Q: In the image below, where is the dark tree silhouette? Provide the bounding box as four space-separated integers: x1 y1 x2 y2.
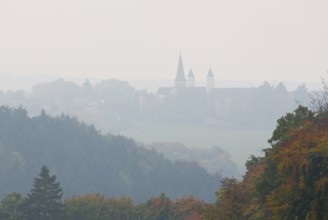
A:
26 166 63 220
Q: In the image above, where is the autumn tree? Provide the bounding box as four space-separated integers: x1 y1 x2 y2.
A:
171 196 204 219
64 194 135 220
64 194 106 220
205 105 328 219
26 166 64 220
138 193 173 220
0 192 26 220
265 118 328 219
216 178 247 220
254 105 328 219
268 105 315 146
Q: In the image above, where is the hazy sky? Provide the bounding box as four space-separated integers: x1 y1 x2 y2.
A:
1 0 328 83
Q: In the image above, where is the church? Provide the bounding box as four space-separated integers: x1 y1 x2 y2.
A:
140 54 308 127
158 53 216 97
156 54 255 123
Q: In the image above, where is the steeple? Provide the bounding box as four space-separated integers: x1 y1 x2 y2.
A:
207 68 214 78
175 53 186 89
187 69 195 87
206 68 215 91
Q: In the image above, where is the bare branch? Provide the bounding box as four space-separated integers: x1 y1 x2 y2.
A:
310 76 328 113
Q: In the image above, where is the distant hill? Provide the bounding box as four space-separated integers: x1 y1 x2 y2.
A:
0 77 315 171
0 106 221 203
144 142 238 177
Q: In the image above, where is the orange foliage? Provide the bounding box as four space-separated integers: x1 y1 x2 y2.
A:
266 119 328 219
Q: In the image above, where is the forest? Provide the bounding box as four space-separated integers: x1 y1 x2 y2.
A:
0 84 327 219
1 104 327 219
0 105 221 204
202 105 328 219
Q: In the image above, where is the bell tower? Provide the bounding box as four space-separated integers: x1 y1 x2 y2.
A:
187 69 195 87
206 68 215 91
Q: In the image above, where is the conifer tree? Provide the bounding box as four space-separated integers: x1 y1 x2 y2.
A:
26 166 63 220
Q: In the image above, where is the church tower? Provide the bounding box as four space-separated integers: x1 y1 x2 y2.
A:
175 53 186 89
187 69 195 87
206 68 215 91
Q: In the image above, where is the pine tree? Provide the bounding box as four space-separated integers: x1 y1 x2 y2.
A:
26 166 64 220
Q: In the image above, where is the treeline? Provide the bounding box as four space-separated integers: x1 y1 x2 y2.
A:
202 106 328 219
0 166 204 220
0 106 221 203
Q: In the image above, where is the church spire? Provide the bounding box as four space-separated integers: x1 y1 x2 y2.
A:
206 68 215 91
175 53 186 89
187 68 195 87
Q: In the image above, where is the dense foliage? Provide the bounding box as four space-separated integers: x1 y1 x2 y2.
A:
0 106 221 203
0 166 204 220
203 106 328 219
0 192 204 220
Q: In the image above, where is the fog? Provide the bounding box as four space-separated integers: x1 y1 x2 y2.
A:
1 2 327 216
0 74 311 171
1 0 328 83
0 0 324 170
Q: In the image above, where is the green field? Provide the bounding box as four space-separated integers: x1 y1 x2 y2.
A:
121 121 272 170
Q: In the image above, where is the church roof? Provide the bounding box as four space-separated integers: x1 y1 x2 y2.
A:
175 53 186 82
208 88 256 98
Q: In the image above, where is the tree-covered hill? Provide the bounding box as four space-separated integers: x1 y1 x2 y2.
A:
203 105 328 219
0 106 221 203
